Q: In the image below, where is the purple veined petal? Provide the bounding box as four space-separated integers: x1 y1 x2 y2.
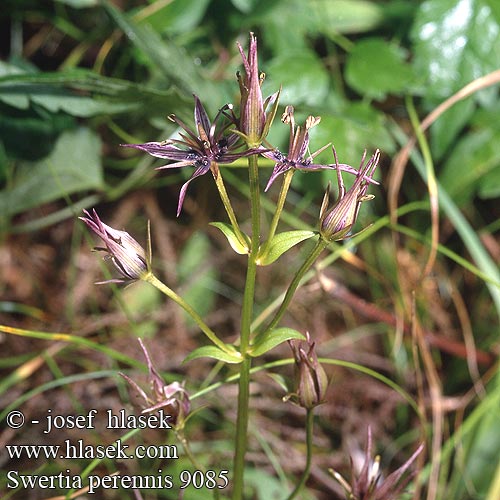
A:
294 128 310 162
265 163 291 191
122 142 186 160
237 38 252 79
193 95 212 143
176 163 211 216
260 148 286 162
155 159 199 170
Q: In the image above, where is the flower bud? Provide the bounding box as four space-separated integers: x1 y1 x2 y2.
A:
288 333 328 409
237 32 265 146
80 209 149 284
320 149 380 242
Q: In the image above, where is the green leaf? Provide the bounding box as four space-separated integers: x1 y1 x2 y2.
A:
266 50 329 106
411 0 500 100
249 328 305 357
0 69 188 118
312 102 396 165
345 38 418 100
411 0 500 159
210 222 249 254
313 0 384 34
54 0 97 6
103 1 225 107
231 0 260 14
429 97 475 161
439 128 500 206
143 0 211 35
0 127 103 217
256 230 316 266
183 345 242 364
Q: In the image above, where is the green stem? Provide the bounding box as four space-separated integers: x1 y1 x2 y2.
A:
287 408 315 500
259 170 294 258
265 238 327 333
214 171 249 251
233 153 260 500
145 273 231 355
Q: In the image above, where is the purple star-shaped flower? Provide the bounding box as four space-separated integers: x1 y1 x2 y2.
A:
123 95 261 216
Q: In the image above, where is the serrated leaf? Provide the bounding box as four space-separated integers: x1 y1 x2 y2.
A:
249 328 305 357
183 345 242 364
210 222 249 254
345 38 417 100
0 127 103 217
256 230 316 266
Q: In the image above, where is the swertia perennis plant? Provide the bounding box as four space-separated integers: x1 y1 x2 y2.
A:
81 33 421 500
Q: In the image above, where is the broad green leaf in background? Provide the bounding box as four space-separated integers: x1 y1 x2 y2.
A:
439 128 500 206
0 127 103 217
231 0 262 14
312 0 384 35
259 0 384 57
311 102 395 165
266 50 329 107
140 0 211 35
345 38 418 100
411 0 500 158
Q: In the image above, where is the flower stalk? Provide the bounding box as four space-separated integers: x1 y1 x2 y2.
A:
145 274 233 356
286 408 315 500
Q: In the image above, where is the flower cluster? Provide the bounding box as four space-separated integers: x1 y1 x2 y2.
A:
331 427 424 500
122 96 261 216
119 33 379 226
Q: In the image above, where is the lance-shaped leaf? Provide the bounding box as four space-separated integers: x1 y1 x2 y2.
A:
183 345 243 364
256 230 316 266
249 327 305 357
210 222 250 254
